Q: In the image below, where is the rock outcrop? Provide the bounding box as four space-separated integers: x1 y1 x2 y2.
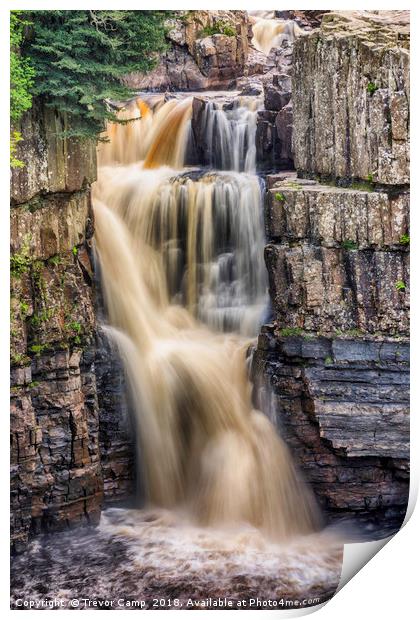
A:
293 11 410 185
10 105 102 552
252 328 409 534
264 175 409 336
256 41 294 170
124 11 250 91
255 11 410 536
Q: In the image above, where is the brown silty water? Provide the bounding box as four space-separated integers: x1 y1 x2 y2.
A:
10 94 344 610
94 95 322 539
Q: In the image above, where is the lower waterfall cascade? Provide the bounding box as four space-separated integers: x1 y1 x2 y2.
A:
93 94 321 539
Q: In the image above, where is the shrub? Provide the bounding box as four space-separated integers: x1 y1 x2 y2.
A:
14 11 170 140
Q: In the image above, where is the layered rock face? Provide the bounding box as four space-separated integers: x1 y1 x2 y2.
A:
124 11 250 91
293 11 410 184
10 102 135 552
255 11 410 536
10 102 101 552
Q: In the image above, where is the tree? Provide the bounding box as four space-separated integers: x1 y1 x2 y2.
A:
10 11 35 167
17 10 170 139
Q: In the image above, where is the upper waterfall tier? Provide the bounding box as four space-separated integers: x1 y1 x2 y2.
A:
98 93 263 173
249 12 302 55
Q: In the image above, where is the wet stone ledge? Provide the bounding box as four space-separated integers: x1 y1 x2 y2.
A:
252 327 409 536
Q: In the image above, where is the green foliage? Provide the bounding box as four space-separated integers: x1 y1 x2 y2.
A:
30 308 54 327
399 234 410 246
72 245 78 256
395 280 406 292
198 20 236 38
10 131 25 168
66 321 82 333
10 236 32 277
10 11 35 167
324 356 333 365
11 352 30 366
367 172 373 183
48 255 62 266
367 82 378 95
10 12 35 124
279 327 302 337
28 381 40 388
19 301 29 316
21 10 170 139
275 192 286 202
341 239 358 250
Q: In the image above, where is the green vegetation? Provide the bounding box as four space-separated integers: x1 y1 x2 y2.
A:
349 180 374 192
28 381 40 388
11 352 30 366
341 239 358 250
334 328 364 337
395 280 406 292
29 343 48 356
198 20 236 38
10 236 32 277
65 320 83 344
10 11 35 167
367 82 378 95
400 234 410 246
324 356 333 365
48 255 62 266
10 11 170 146
279 327 303 337
275 192 286 202
367 173 373 183
30 308 54 327
72 246 78 257
19 301 29 316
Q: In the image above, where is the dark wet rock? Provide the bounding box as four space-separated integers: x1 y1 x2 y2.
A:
95 329 136 502
256 41 294 170
252 327 409 536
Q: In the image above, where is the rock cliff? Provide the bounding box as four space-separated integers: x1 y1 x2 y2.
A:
10 102 101 552
254 11 410 536
10 102 135 552
124 11 250 91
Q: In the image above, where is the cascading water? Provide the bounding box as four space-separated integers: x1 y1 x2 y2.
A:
93 94 320 538
200 97 260 172
10 93 344 609
249 11 302 55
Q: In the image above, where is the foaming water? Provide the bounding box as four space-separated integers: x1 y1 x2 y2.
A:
93 199 320 539
10 507 343 609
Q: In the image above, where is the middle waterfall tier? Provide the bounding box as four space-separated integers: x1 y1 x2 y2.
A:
95 167 268 336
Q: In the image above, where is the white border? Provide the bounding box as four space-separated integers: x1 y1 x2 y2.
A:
1 2 418 618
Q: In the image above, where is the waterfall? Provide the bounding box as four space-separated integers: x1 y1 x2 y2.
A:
93 95 320 540
250 15 301 55
201 97 261 173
